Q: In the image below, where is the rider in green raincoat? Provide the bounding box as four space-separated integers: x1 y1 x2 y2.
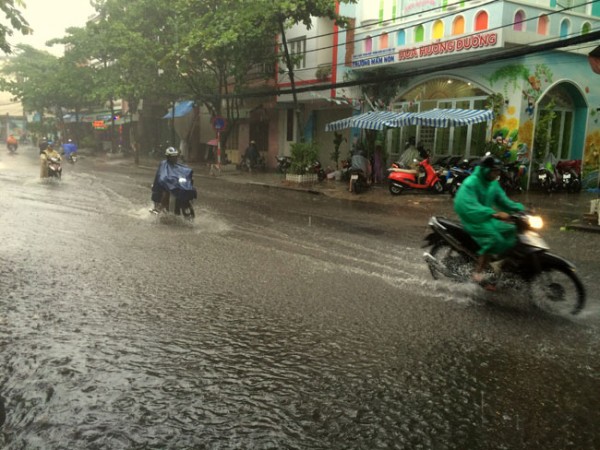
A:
454 156 524 282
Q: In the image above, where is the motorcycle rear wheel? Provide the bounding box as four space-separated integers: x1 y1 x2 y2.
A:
433 180 444 194
428 242 473 282
529 264 585 315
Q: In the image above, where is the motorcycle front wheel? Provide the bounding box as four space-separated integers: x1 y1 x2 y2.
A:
529 264 586 315
389 183 403 195
427 241 473 282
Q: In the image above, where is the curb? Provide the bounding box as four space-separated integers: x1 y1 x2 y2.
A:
563 224 600 234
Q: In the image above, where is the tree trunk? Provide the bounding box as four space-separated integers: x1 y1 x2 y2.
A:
279 19 303 143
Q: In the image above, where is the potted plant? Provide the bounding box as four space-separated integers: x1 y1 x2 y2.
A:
286 141 319 183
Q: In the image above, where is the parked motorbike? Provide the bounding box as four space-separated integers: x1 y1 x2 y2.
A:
535 163 559 194
349 168 369 194
47 156 62 179
422 213 586 315
444 158 475 197
387 156 444 195
276 155 292 174
556 160 582 193
499 161 523 194
308 160 326 181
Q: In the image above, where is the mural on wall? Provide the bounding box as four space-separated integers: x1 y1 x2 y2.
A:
487 63 554 153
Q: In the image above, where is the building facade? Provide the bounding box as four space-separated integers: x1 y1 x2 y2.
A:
275 0 600 171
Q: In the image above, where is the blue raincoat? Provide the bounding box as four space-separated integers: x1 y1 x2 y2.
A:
151 160 197 203
454 165 524 255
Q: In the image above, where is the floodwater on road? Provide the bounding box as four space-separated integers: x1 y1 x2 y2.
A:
1 150 599 449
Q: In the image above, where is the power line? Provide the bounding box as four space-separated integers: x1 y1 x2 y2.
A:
231 29 600 100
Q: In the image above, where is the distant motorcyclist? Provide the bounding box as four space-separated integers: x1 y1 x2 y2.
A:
6 134 18 152
151 146 197 213
40 141 61 178
62 139 78 162
454 155 524 287
38 136 49 154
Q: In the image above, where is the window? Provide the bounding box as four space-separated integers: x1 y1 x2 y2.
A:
287 37 306 69
433 20 444 39
452 16 465 35
415 25 425 43
514 10 526 31
397 29 406 46
560 19 571 38
582 22 591 34
380 32 389 49
537 14 549 35
364 35 373 53
474 11 488 31
557 0 588 14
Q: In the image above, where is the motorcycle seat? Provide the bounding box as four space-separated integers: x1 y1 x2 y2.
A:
389 168 418 175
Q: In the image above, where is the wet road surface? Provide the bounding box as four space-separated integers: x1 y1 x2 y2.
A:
0 149 599 449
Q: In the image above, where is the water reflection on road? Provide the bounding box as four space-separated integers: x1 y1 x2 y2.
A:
0 152 599 449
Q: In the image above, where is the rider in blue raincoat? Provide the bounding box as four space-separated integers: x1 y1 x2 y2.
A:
454 155 524 284
151 147 197 212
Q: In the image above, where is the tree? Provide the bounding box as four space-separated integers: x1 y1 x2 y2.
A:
0 0 31 53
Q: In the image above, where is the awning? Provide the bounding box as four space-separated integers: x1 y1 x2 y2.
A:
410 108 493 127
162 100 194 119
325 111 414 131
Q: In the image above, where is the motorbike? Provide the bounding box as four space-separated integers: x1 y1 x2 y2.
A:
444 158 475 198
349 168 369 194
276 155 292 174
535 163 559 194
387 156 444 195
556 160 582 193
66 153 78 164
238 154 266 172
308 160 326 181
47 156 62 179
150 162 197 220
422 212 586 315
7 143 18 154
499 161 523 194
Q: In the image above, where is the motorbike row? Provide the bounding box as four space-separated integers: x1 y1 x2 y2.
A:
387 154 583 197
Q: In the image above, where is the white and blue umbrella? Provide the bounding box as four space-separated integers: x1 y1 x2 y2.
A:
410 108 493 127
325 111 415 131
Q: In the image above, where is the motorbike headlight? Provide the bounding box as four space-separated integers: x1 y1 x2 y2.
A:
527 215 544 229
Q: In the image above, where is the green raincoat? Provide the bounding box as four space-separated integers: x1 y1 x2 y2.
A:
454 165 524 255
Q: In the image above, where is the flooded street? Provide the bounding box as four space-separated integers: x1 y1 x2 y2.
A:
1 149 599 449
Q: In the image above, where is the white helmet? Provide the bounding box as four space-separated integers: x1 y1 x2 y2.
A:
165 146 179 157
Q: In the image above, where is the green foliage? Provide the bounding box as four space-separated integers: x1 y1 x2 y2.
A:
330 131 346 168
290 141 319 175
0 0 31 53
533 99 557 161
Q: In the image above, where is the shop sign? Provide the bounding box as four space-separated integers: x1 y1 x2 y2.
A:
351 48 396 68
351 31 501 69
398 32 500 62
93 120 107 130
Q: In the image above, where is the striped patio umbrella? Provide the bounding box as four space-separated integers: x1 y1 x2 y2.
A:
325 111 415 131
410 108 494 127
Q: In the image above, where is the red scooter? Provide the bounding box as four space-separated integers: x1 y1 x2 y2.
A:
387 156 444 195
